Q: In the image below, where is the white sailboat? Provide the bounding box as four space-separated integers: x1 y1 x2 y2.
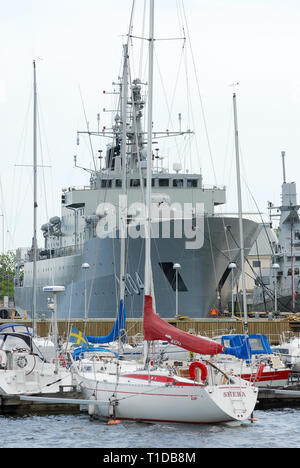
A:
71 0 258 425
0 323 72 396
0 62 72 399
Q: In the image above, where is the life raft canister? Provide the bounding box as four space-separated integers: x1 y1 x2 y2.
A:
189 361 208 382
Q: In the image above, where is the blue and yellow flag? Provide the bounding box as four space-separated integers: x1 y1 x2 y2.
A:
69 326 89 348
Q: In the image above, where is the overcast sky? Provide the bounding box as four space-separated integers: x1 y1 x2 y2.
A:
1 0 300 252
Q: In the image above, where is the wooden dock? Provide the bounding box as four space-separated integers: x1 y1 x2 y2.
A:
0 386 82 416
257 386 300 409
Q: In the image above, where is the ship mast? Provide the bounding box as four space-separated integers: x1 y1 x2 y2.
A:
233 92 248 335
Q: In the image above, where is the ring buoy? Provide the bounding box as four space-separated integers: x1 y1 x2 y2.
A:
189 361 208 382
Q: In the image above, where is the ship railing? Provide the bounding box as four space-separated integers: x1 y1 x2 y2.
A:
66 185 91 192
202 184 226 191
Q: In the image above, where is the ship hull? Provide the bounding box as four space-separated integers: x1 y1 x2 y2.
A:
14 216 260 319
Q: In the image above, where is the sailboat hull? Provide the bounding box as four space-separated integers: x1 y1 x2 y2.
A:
78 372 258 424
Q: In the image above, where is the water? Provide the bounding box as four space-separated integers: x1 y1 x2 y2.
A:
1 408 299 448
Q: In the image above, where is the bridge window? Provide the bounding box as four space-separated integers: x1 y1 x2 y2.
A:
187 179 198 188
130 179 140 187
173 179 184 188
101 180 112 188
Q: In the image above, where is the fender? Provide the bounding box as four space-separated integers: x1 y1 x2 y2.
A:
189 361 207 382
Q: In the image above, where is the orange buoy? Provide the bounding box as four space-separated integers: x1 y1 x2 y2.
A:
107 419 121 425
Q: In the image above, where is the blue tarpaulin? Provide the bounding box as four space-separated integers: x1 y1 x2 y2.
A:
222 334 273 363
223 336 252 361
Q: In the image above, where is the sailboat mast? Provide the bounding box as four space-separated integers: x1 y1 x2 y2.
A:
232 93 248 334
144 0 154 296
32 60 38 337
119 44 129 308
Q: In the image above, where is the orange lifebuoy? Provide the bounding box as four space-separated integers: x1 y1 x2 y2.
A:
189 361 208 382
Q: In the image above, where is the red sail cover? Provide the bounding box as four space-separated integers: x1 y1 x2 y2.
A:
143 295 224 355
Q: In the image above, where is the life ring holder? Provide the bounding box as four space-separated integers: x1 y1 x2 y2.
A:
14 349 36 376
189 361 208 383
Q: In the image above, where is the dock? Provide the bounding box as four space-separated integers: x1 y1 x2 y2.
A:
257 387 300 410
256 374 300 410
0 385 83 416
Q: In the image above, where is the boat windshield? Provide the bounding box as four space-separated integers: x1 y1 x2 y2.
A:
0 333 31 352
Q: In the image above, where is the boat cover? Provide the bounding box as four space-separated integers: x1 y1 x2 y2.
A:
87 299 126 345
222 334 273 363
143 295 224 355
72 346 120 361
0 332 32 349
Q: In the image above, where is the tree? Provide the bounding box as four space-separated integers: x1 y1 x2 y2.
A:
0 251 16 299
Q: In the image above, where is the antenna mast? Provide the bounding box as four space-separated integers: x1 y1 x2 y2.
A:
281 151 286 184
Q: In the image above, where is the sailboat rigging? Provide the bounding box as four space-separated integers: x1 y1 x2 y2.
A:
232 92 248 335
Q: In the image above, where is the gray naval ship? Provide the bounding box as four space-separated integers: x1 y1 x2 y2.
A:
14 74 260 320
252 152 300 313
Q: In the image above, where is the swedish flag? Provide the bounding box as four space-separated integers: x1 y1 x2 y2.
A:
69 326 89 348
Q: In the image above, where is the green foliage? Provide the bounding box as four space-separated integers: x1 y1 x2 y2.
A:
0 251 16 299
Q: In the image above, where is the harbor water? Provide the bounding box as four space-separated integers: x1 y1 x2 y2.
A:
1 408 299 449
